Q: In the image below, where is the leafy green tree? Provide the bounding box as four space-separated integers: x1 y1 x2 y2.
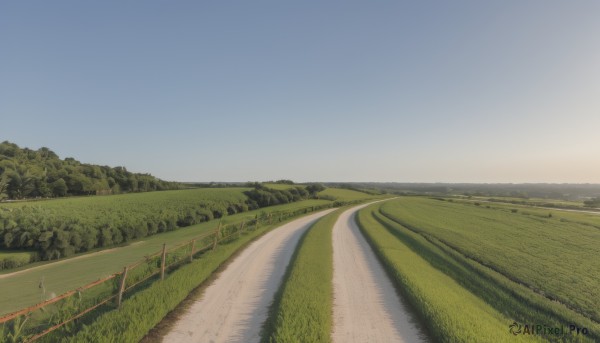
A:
306 183 326 195
0 174 8 201
584 197 600 208
52 178 68 197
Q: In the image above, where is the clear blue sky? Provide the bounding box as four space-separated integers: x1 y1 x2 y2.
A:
1 1 599 183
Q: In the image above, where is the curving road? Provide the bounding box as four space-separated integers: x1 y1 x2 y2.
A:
162 209 335 343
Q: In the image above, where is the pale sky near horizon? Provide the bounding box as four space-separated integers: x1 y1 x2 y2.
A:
1 1 599 183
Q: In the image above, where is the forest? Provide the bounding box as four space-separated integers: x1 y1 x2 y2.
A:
0 141 180 200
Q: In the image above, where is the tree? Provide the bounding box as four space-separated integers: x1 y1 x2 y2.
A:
6 169 35 199
306 183 326 195
584 197 600 208
0 141 180 200
52 178 68 197
0 174 8 201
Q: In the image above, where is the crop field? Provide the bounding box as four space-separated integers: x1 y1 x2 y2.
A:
0 188 252 260
1 187 249 211
0 199 331 315
0 184 327 264
357 198 599 342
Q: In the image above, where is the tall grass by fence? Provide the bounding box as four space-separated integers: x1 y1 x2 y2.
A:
0 203 335 343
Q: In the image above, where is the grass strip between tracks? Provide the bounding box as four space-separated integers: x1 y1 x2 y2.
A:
262 208 344 343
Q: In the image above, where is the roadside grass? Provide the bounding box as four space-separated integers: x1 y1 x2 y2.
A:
379 198 600 322
356 204 545 343
39 208 333 343
262 208 343 343
0 200 331 315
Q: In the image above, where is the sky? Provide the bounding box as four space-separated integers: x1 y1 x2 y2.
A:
1 1 599 183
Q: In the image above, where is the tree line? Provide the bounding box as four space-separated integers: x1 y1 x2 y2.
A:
244 182 325 206
0 141 180 201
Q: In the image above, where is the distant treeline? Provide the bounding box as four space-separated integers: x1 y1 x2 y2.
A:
0 141 180 200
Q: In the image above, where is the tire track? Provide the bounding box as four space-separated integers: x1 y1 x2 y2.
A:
332 204 427 343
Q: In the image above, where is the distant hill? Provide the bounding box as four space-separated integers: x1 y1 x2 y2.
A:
0 141 180 200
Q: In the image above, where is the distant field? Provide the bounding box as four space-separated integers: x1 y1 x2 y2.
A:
462 195 588 209
1 187 250 210
0 199 332 315
358 197 600 342
318 188 374 201
452 198 600 228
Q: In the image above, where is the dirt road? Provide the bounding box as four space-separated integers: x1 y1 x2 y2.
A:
332 204 427 343
162 209 335 343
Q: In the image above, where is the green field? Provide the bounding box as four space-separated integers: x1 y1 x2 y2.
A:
357 197 599 342
473 196 589 209
318 188 374 202
262 208 342 343
0 199 331 315
0 188 252 260
452 198 600 229
1 187 249 211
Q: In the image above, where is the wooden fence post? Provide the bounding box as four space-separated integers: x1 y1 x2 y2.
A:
189 239 196 263
240 220 245 232
212 221 222 250
117 266 128 308
160 244 167 281
255 214 259 230
268 213 272 224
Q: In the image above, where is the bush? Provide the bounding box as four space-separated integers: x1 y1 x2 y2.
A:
0 252 32 270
